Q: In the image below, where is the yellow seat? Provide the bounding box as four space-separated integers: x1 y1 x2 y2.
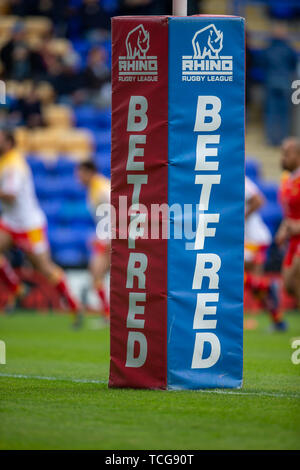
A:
15 127 93 161
0 16 19 38
24 16 52 39
5 80 34 100
18 80 34 99
36 82 56 106
47 38 72 57
43 104 73 128
29 128 62 157
60 129 93 160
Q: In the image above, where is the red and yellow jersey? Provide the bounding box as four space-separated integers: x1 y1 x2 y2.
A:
0 148 45 231
87 173 111 247
87 173 110 219
279 169 300 220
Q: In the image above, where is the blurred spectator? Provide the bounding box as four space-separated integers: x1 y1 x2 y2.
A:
38 0 68 36
10 45 32 80
45 56 83 97
68 45 112 108
118 0 201 15
83 46 111 108
0 22 46 80
83 46 110 92
10 0 67 19
118 0 161 15
13 88 43 128
9 0 68 35
79 0 111 40
0 21 27 76
262 23 298 146
9 0 39 16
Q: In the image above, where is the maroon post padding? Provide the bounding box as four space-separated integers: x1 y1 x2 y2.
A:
109 16 169 389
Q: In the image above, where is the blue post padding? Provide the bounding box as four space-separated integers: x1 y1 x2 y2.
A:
167 17 245 389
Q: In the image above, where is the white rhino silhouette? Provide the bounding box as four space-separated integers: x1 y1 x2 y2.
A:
192 24 223 59
126 24 150 59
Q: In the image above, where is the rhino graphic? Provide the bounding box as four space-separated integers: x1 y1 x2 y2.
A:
192 24 223 59
126 24 150 59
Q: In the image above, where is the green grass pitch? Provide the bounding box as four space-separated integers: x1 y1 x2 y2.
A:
0 311 300 450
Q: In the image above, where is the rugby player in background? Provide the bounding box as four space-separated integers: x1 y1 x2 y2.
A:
76 161 110 320
276 137 300 310
0 130 82 327
244 176 284 330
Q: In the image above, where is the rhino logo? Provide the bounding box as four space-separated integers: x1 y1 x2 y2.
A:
126 24 150 59
192 24 223 59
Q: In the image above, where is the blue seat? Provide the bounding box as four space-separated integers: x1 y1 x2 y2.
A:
95 109 111 129
72 38 91 53
258 181 279 204
245 158 261 182
48 227 87 250
58 201 93 225
101 40 111 66
53 248 88 267
49 223 93 267
27 155 48 177
95 157 110 178
95 150 110 163
34 175 66 200
72 39 91 69
101 167 111 178
50 158 76 177
40 200 62 223
93 130 111 152
74 105 99 127
58 176 86 199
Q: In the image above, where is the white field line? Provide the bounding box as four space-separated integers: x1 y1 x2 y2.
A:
0 372 299 399
0 372 106 384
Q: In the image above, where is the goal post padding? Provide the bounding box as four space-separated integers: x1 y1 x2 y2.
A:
109 15 245 390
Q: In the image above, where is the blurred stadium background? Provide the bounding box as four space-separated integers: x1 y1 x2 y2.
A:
0 0 299 311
